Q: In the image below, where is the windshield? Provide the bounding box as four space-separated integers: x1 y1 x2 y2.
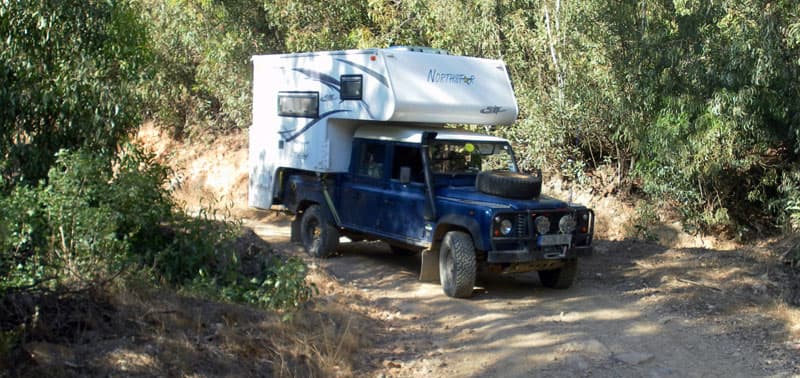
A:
430 141 517 174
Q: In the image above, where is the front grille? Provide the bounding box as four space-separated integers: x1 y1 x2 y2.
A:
516 213 528 237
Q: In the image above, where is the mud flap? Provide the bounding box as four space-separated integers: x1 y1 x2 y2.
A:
290 215 302 243
419 248 440 283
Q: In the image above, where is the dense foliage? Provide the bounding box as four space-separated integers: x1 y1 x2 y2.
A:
0 0 147 189
0 0 314 317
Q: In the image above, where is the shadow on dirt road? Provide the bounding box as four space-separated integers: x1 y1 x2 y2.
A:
248 217 799 377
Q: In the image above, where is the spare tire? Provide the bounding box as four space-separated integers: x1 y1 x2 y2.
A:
476 170 541 199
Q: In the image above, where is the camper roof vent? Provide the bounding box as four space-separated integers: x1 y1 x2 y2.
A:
388 46 450 55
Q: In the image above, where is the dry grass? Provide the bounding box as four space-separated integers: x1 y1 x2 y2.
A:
4 221 374 378
8 278 372 377
776 303 800 340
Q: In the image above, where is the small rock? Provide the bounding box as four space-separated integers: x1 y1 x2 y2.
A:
565 355 591 371
559 338 611 359
383 360 402 369
649 366 676 377
24 342 79 368
614 352 654 365
659 316 677 324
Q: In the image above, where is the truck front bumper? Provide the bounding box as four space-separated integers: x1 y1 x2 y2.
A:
487 245 593 263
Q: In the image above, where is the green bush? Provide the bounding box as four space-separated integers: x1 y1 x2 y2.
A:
190 255 317 315
0 147 171 291
1 146 316 312
625 201 660 242
776 168 800 232
151 202 242 285
0 0 147 189
241 256 317 311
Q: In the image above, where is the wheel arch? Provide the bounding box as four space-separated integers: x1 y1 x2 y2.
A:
422 220 476 285
295 199 337 225
433 214 486 252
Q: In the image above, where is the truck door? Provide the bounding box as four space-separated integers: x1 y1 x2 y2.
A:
339 140 388 232
381 144 427 243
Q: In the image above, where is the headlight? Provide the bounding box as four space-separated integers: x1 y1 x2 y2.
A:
500 219 513 236
559 214 576 234
534 216 550 234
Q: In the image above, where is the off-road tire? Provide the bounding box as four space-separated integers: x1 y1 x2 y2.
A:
538 259 578 289
300 204 339 258
476 170 541 199
439 231 477 298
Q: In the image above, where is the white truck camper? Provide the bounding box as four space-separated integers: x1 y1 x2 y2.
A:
249 47 518 209
249 47 594 299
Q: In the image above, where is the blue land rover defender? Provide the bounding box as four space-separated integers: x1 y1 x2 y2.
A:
278 126 594 298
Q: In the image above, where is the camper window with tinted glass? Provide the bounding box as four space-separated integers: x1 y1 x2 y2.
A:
277 92 319 117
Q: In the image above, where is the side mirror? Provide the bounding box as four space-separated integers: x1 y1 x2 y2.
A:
399 166 411 184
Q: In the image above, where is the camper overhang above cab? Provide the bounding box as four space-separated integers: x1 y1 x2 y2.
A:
251 47 519 126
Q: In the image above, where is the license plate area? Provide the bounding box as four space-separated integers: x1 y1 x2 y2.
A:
537 234 572 247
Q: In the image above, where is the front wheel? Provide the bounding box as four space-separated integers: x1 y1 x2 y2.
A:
300 205 339 258
439 231 476 298
538 259 578 289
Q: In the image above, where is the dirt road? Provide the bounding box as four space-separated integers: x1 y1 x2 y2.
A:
249 216 798 377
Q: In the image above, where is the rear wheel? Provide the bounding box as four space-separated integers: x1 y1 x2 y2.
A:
538 259 578 289
439 231 476 298
300 205 339 258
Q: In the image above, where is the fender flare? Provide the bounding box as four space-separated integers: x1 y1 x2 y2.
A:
433 214 486 251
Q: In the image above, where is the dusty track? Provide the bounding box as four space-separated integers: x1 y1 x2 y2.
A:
250 216 798 377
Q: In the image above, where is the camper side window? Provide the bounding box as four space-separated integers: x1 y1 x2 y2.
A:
277 91 319 118
340 75 362 100
358 143 386 179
